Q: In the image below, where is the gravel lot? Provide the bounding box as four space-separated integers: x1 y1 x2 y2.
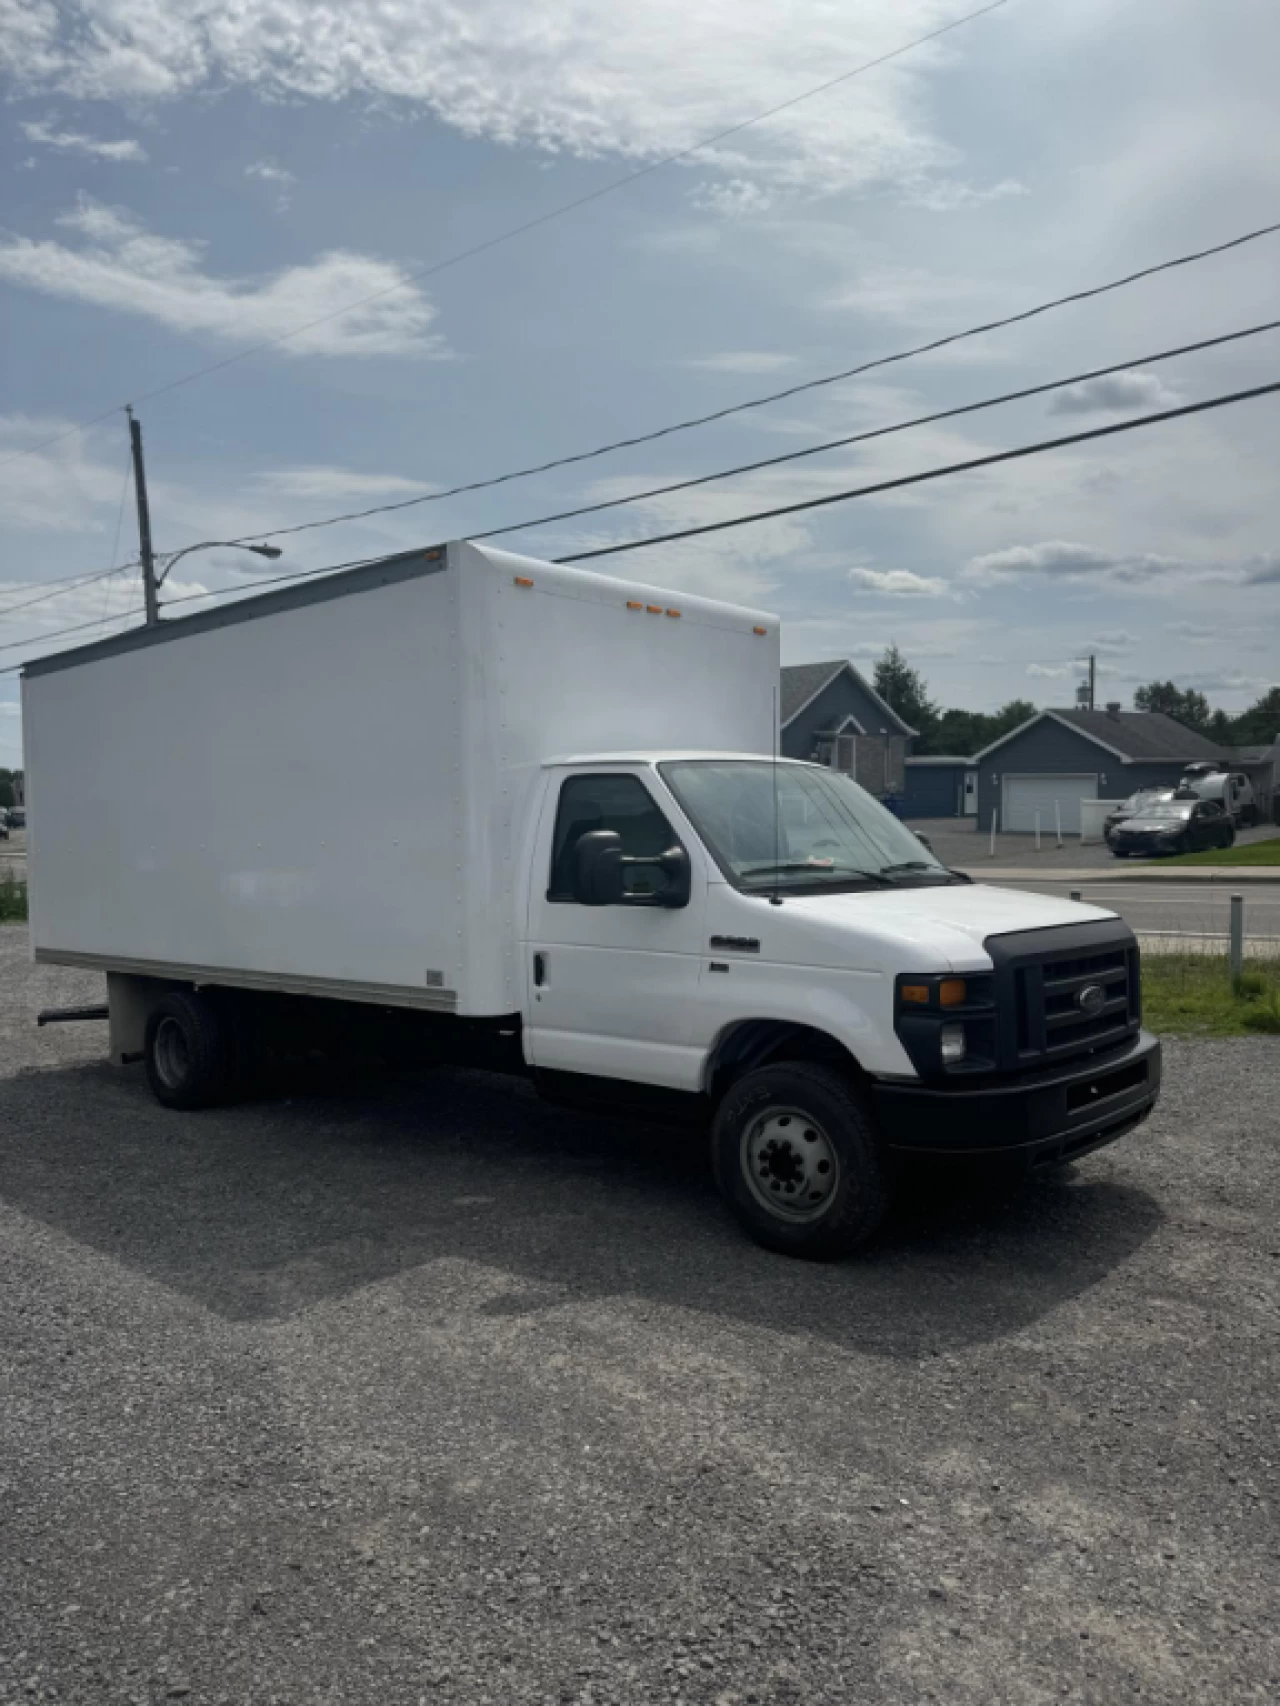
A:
2 927 1277 1706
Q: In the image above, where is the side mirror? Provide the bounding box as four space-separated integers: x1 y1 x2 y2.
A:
655 844 692 909
572 830 625 906
571 832 693 908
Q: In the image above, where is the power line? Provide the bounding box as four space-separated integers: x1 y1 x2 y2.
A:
210 217 1280 549
0 551 394 675
0 0 1012 473
6 379 1276 676
469 318 1280 543
555 378 1280 562
0 561 136 623
0 604 145 662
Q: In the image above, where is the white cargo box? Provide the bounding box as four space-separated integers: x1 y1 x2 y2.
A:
23 541 777 1015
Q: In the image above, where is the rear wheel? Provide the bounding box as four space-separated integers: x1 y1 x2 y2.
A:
1111 848 1129 858
144 990 234 1109
712 1062 889 1259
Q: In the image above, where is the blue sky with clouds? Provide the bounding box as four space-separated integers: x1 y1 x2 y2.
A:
2 0 1278 768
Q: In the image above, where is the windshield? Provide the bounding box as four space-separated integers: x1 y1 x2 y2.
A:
1130 804 1194 822
661 760 949 891
1121 790 1170 811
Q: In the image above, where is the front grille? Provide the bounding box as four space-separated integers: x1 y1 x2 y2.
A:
988 922 1140 1071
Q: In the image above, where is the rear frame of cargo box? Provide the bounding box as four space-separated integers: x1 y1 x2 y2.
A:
22 540 777 1017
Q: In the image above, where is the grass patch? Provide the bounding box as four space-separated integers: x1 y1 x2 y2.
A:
1142 952 1280 1035
1139 838 1280 867
0 873 27 923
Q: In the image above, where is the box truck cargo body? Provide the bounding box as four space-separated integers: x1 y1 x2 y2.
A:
24 542 776 1015
22 541 1161 1259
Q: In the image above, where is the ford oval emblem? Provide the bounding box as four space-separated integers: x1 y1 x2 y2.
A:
1077 983 1107 1015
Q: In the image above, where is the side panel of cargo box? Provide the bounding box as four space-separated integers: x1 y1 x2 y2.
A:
23 552 468 1010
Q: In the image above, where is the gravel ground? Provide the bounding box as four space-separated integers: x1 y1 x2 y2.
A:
912 818 1280 872
1 926 1277 1706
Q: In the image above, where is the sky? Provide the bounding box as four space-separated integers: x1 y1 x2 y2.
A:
2 0 1279 768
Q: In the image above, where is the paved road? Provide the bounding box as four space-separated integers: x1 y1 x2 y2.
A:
915 818 1280 874
974 877 1280 944
2 926 1278 1706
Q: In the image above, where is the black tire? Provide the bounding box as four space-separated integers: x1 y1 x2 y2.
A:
1222 826 1236 849
1111 848 1129 858
711 1062 889 1259
144 990 234 1110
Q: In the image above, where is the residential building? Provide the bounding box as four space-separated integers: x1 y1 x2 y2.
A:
779 661 915 799
971 705 1229 834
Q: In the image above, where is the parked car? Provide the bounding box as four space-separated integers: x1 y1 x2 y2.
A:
1107 799 1235 858
1104 788 1174 836
0 811 8 841
7 808 24 830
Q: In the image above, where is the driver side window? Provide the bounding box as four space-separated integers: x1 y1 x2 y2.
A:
549 774 682 903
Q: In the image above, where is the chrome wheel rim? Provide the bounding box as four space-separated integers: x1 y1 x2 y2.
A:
153 1016 191 1089
741 1106 839 1223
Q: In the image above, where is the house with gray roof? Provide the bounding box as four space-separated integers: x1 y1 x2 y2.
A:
971 704 1231 833
780 661 916 798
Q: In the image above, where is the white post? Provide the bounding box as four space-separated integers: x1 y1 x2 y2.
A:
1229 894 1244 983
1055 800 1063 847
989 807 999 857
1035 811 1042 851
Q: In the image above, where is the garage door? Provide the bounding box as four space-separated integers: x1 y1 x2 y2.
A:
1002 775 1097 835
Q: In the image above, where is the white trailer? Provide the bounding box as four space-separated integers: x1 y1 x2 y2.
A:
23 541 1161 1258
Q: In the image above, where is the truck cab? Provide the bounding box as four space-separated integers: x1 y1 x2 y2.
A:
522 753 1160 1257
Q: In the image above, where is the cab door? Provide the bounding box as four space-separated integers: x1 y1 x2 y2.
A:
524 770 706 1090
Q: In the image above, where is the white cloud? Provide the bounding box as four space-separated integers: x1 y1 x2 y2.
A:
1048 370 1183 416
20 117 147 161
245 159 296 209
964 540 1187 586
903 175 1026 212
252 465 435 500
848 565 948 598
1027 663 1072 678
245 160 295 187
0 196 448 358
690 178 774 218
1243 553 1280 584
0 2 973 199
1084 629 1138 655
684 351 796 375
1164 621 1218 639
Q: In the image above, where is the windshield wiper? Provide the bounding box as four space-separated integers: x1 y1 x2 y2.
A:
879 859 970 884
739 861 894 885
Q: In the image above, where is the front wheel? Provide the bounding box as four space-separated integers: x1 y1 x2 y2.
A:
1111 848 1129 859
712 1062 889 1259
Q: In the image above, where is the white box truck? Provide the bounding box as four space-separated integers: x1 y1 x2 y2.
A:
23 541 1161 1257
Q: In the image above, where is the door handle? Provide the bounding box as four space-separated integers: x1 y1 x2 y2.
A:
533 952 546 987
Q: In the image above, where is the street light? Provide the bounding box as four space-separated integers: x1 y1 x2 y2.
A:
155 540 282 590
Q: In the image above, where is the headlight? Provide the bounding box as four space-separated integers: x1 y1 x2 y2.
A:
940 1023 966 1065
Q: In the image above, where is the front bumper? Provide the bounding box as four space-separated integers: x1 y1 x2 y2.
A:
872 1029 1162 1167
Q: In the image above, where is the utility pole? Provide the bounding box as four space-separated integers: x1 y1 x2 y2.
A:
1088 653 1096 711
127 407 160 627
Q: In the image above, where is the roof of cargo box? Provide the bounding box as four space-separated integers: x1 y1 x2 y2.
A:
20 540 775 679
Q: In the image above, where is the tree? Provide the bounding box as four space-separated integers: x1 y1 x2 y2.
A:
1229 686 1280 747
931 700 1037 757
1132 681 1213 732
873 645 940 749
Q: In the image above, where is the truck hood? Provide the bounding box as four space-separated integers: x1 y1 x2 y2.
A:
725 880 1119 975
